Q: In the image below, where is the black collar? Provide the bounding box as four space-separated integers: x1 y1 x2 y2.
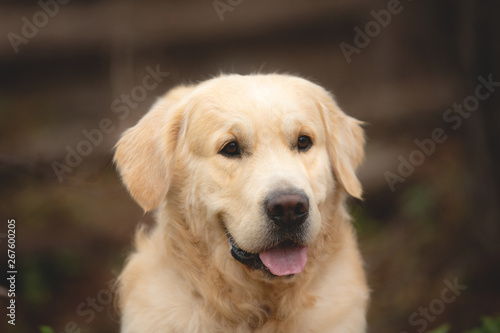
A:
226 232 267 271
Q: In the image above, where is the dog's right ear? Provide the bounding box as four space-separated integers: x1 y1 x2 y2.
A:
114 86 193 212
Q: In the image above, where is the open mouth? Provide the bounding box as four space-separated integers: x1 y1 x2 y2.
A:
227 233 308 277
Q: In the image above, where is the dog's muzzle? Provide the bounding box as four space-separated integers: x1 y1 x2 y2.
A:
225 189 311 277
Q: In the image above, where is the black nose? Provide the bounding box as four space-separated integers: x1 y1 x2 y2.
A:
265 191 309 229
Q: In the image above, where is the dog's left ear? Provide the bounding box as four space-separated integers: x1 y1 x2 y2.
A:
319 94 365 199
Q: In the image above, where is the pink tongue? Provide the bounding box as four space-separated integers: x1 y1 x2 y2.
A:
259 246 308 276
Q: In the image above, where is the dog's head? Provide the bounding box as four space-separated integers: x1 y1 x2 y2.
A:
114 74 364 278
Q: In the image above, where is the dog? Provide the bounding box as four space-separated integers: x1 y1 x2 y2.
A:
114 74 369 332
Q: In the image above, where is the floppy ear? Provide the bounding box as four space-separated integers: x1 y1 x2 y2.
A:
320 94 365 199
114 86 193 212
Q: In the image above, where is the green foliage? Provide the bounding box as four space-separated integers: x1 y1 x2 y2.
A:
464 316 500 333
426 316 500 333
428 324 451 333
39 325 56 333
24 261 50 306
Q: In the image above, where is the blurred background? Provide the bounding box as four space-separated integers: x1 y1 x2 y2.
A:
1 0 499 332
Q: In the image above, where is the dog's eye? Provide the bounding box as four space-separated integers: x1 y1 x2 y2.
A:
219 141 241 157
297 135 312 152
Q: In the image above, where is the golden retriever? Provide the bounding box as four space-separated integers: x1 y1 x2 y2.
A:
114 74 369 332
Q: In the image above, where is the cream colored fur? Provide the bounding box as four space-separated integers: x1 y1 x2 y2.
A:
114 74 369 332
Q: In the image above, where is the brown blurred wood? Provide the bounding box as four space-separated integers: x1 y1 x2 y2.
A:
0 0 369 58
459 0 500 254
